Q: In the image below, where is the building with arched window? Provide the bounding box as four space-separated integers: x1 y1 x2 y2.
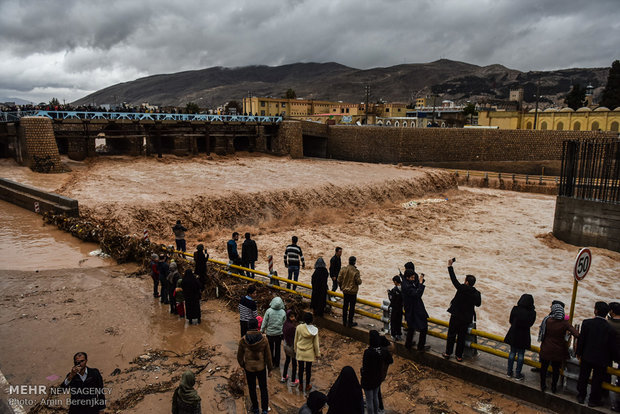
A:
478 107 620 131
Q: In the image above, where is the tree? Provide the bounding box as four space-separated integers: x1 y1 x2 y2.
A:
600 60 620 109
185 102 200 114
284 88 296 99
462 102 477 124
49 97 60 107
564 84 586 110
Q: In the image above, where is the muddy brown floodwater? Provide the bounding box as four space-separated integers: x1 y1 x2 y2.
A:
0 152 618 413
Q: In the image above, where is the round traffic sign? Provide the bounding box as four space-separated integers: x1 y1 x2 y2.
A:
574 248 592 281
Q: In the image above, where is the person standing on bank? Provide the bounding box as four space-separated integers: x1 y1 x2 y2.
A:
171 370 201 414
149 253 160 298
361 330 391 414
237 318 273 414
326 366 364 414
577 301 616 407
193 244 208 290
172 220 187 253
338 256 362 328
388 275 403 341
329 247 342 293
538 301 579 393
608 302 620 412
261 296 286 369
228 232 242 265
311 257 329 317
158 254 170 305
504 294 536 380
442 258 481 362
61 352 106 414
295 312 320 392
282 310 299 385
284 236 305 291
239 285 258 336
242 232 258 278
168 261 181 314
402 268 430 352
182 269 202 325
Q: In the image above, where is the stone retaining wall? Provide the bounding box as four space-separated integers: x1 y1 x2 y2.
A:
0 178 79 216
326 126 616 164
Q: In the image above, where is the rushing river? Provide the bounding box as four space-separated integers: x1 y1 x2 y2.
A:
0 200 112 270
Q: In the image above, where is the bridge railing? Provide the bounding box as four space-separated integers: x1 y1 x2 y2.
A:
0 110 283 123
165 247 619 392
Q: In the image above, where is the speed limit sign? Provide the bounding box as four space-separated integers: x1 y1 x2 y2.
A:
574 248 592 281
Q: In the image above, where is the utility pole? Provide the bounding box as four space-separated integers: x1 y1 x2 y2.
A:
365 84 370 125
431 94 438 126
533 80 540 130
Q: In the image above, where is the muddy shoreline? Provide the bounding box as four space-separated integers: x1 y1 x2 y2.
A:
0 266 551 414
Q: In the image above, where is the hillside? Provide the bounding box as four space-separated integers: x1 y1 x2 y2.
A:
73 59 610 108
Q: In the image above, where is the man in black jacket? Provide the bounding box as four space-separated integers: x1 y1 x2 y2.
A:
576 301 616 407
329 247 342 292
228 232 242 265
242 233 258 278
442 258 481 362
388 275 403 341
171 220 187 252
61 352 106 413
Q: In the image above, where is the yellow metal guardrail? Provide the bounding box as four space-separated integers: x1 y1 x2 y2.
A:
450 169 560 185
166 248 620 392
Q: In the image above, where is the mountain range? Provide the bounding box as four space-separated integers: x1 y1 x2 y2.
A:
73 59 610 109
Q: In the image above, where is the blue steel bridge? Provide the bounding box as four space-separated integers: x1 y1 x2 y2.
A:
0 110 285 160
0 110 283 124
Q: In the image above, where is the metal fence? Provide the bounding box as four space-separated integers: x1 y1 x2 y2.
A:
559 139 620 204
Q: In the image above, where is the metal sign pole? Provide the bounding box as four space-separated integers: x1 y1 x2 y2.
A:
568 278 578 325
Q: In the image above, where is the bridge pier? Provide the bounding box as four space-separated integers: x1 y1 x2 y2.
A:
227 135 235 154
21 117 65 172
213 135 228 155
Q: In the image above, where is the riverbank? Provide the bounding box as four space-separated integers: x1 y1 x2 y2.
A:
0 266 550 414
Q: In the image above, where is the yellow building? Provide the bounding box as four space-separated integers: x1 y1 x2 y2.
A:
478 107 620 131
416 97 428 107
374 102 408 117
242 97 362 117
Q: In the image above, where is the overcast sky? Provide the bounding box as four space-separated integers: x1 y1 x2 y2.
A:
1 0 618 104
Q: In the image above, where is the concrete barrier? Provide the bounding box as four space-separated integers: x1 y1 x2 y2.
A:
0 178 78 216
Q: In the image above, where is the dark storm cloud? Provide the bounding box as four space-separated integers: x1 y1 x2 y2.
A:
0 0 618 103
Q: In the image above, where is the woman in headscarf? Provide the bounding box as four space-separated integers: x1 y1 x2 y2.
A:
504 294 536 380
327 366 364 414
193 244 208 290
538 301 579 393
311 257 329 317
299 390 327 414
171 370 201 414
182 269 202 325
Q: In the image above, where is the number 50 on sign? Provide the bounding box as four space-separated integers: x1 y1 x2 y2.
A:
568 248 592 325
574 248 592 281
